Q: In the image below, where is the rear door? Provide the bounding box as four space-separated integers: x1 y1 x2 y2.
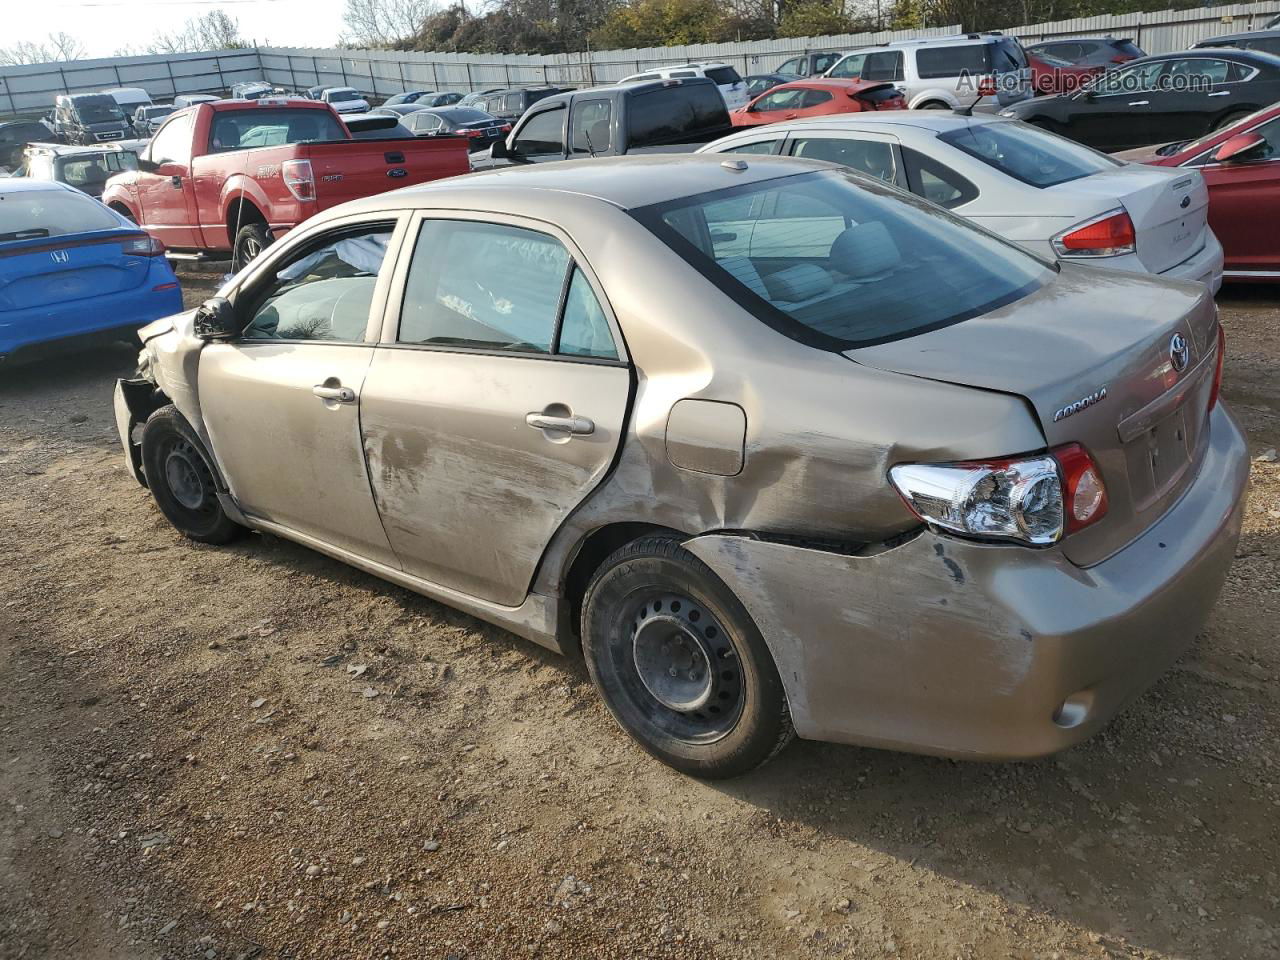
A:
360 212 630 606
784 129 904 187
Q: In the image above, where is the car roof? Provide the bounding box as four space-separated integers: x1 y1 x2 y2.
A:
770 78 890 93
885 32 1010 47
722 111 1006 135
1140 47 1280 65
24 141 132 156
1027 35 1122 44
0 177 77 194
339 154 832 217
1194 29 1280 44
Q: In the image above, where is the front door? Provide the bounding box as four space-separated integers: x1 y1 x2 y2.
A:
1071 59 1170 150
360 214 630 607
1199 115 1280 274
198 216 406 566
135 111 200 248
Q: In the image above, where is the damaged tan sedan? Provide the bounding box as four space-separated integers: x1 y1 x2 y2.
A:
116 156 1248 778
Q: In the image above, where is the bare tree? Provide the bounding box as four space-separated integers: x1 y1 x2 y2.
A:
342 0 438 48
149 10 249 54
0 32 86 66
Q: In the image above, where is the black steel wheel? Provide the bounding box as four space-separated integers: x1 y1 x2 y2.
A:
582 535 793 778
232 222 272 273
140 405 246 544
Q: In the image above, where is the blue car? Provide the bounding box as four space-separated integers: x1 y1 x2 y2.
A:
0 179 183 363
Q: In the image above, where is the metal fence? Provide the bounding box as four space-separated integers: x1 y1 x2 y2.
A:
4 1 1280 116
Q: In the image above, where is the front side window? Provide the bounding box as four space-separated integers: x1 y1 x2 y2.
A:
513 108 565 158
1093 60 1167 95
828 53 867 79
148 112 194 165
242 225 394 342
864 51 905 82
632 171 1045 350
754 88 805 112
571 99 612 154
813 53 841 74
915 44 992 79
209 109 345 153
939 121 1120 187
777 58 802 75
791 137 897 184
399 220 619 360
721 139 781 155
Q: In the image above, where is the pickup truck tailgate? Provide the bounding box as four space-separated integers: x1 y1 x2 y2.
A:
303 137 471 210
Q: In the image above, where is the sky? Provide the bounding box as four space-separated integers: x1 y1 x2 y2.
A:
12 0 349 58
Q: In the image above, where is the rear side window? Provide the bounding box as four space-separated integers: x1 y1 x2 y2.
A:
705 66 743 85
1243 37 1280 56
813 53 841 74
801 89 834 108
571 99 612 154
209 109 345 152
0 186 120 241
57 151 137 188
865 51 905 81
915 44 992 79
790 136 897 184
938 121 1120 188
632 171 1047 350
628 85 729 147
901 147 979 208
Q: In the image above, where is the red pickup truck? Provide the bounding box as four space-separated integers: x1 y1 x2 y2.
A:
102 98 470 267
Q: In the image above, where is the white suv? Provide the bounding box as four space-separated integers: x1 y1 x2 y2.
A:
618 62 749 109
824 34 1033 110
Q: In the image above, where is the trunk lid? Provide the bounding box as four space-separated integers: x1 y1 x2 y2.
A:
847 264 1219 566
0 230 149 310
1049 164 1209 275
300 137 472 211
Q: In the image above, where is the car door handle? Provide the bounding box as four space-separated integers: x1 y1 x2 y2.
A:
1208 91 1230 97
1128 100 1149 106
525 412 594 435
170 175 182 188
313 384 356 403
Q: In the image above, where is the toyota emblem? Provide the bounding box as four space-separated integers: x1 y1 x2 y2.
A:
1169 333 1190 373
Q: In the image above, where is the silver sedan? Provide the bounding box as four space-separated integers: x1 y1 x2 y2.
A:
116 155 1246 777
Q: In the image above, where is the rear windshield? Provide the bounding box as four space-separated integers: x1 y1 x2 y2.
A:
55 151 138 187
1112 39 1144 58
628 85 730 147
144 106 175 119
632 170 1049 350
705 66 743 85
328 90 360 102
916 44 992 79
993 38 1028 70
209 109 347 151
0 187 121 241
441 107 493 122
939 121 1120 187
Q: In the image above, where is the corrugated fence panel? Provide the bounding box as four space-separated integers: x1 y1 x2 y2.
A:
3 3 1279 115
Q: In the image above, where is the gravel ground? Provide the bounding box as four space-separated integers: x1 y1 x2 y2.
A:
1 269 1278 960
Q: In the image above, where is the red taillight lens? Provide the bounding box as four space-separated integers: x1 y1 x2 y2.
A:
123 234 165 257
977 74 997 96
462 129 484 137
1209 324 1226 410
1052 209 1136 257
281 158 315 202
1111 55 1129 63
1053 443 1108 534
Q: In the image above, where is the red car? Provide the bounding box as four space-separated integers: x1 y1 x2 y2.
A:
730 78 906 128
1116 104 1280 283
1026 50 1106 96
102 98 471 268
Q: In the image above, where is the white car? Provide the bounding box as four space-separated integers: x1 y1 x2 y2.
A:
618 62 749 109
698 112 1224 292
322 86 371 115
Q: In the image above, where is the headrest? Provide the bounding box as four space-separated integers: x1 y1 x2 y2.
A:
829 221 901 280
763 263 834 303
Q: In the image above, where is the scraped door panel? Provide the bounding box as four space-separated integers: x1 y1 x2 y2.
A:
199 342 398 566
360 349 629 607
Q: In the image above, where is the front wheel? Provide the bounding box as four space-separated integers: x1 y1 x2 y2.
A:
140 406 247 544
581 536 794 778
1213 110 1253 132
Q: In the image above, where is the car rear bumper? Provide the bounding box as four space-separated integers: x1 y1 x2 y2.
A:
0 274 183 361
684 402 1248 760
1159 229 1224 294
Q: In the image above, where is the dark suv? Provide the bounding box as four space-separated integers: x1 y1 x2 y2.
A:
1193 29 1280 58
474 87 570 122
0 119 55 168
1023 36 1144 68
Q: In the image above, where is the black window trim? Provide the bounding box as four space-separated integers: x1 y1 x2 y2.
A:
901 145 980 207
389 216 627 366
512 102 568 159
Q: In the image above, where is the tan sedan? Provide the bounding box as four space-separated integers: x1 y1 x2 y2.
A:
116 156 1247 778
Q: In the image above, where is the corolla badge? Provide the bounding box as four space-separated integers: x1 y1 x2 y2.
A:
1053 386 1108 422
50 250 69 264
1169 333 1190 372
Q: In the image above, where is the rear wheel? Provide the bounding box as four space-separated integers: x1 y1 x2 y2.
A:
1213 110 1252 132
917 100 950 110
581 536 793 778
232 222 272 273
140 406 246 544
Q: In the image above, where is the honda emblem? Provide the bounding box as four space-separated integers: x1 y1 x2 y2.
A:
50 250 69 264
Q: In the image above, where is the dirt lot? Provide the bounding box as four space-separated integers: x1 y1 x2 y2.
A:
2 268 1278 960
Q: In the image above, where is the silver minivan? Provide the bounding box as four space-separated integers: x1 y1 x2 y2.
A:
825 33 1033 109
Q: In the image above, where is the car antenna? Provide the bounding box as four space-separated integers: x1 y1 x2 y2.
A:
953 93 984 117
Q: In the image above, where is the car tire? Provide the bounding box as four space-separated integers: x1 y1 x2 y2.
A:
1213 110 1253 132
917 100 950 110
140 405 247 545
232 222 273 273
581 535 794 779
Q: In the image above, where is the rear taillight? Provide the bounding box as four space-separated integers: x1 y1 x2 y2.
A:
889 443 1107 545
122 234 165 257
281 158 315 202
1111 55 1129 63
462 129 484 137
1052 209 1136 258
1209 324 1225 410
977 74 997 96
1053 443 1108 534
